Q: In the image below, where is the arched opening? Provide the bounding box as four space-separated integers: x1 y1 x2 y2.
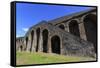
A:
30 30 34 52
69 20 80 37
42 29 48 53
83 14 97 53
25 37 28 50
59 24 65 30
20 45 23 51
36 28 40 52
51 35 60 54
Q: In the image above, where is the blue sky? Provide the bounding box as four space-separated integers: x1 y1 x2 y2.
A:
16 3 91 37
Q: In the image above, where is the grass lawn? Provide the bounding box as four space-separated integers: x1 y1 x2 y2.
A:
16 52 96 65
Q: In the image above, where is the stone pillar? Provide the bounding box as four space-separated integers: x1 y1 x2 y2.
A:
60 36 63 55
16 41 19 51
31 34 35 52
79 21 87 41
26 35 31 52
65 22 70 32
65 26 70 32
23 39 26 51
32 30 37 52
38 30 43 52
48 36 52 53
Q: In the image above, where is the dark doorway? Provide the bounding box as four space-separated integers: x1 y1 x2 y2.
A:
30 30 34 52
42 29 48 53
20 45 23 51
59 24 65 30
69 20 80 37
84 14 97 53
51 35 60 54
25 37 28 50
36 28 40 52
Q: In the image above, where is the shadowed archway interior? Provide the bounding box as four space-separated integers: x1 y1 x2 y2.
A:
59 24 65 30
25 37 28 50
69 20 80 37
20 45 23 51
42 29 48 53
51 35 60 54
84 14 97 53
36 28 40 52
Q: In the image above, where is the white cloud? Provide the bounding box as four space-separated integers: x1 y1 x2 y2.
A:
16 34 21 37
22 28 29 32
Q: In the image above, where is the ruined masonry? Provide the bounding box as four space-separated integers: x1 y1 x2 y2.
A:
16 8 97 57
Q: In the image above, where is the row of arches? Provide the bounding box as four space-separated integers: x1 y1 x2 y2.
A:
16 38 24 51
21 13 96 54
25 29 61 54
16 38 23 43
58 20 80 37
58 14 97 52
42 30 61 54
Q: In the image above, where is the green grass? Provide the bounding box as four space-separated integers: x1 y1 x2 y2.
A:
16 52 96 65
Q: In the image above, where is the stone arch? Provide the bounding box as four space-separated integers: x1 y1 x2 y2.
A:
58 24 65 30
30 30 34 52
69 20 80 37
83 14 97 52
25 37 28 50
36 28 40 52
42 29 48 53
51 35 60 54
